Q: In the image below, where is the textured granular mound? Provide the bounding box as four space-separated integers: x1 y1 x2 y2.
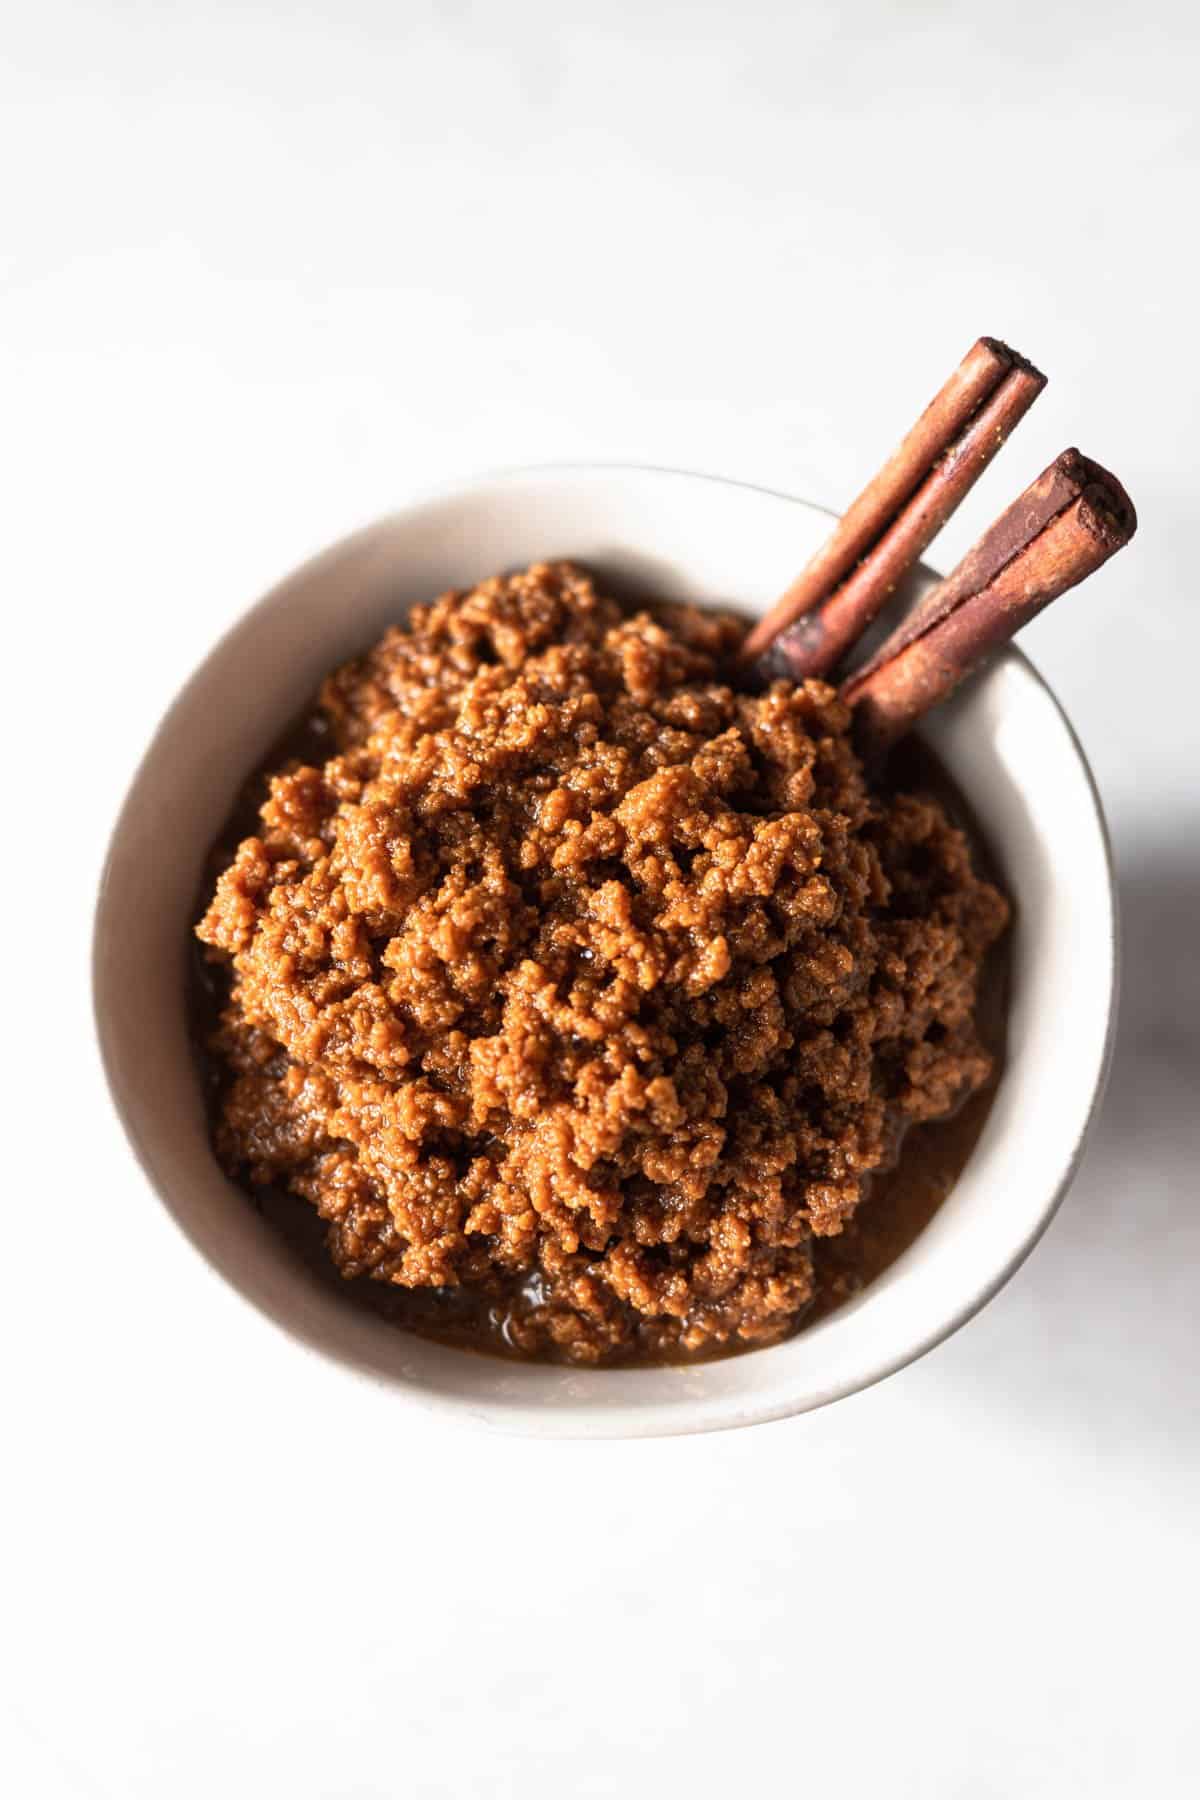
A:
196 562 1008 1363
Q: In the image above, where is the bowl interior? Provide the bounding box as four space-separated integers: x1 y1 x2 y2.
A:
93 467 1116 1437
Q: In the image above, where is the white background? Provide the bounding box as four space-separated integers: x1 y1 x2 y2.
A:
4 3 1198 1795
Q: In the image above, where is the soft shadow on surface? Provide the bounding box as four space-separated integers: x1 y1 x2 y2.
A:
935 838 1200 1462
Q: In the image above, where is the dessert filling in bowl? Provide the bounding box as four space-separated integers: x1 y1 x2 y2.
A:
194 560 1008 1365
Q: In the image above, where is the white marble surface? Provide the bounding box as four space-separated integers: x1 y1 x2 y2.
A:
3 3 1197 1795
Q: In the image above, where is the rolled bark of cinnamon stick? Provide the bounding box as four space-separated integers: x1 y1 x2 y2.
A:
742 336 1045 670
841 450 1137 758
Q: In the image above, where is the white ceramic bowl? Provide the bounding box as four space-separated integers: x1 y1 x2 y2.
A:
93 466 1117 1437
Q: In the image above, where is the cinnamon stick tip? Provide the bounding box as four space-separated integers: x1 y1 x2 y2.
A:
1070 449 1138 547
977 336 1047 390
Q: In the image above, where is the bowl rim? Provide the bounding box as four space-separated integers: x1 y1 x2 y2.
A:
91 461 1120 1436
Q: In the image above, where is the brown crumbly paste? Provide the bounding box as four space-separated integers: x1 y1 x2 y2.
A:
195 562 1009 1365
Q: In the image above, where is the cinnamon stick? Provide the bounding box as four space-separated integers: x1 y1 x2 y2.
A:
841 450 1137 758
742 336 1045 672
